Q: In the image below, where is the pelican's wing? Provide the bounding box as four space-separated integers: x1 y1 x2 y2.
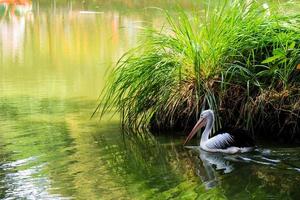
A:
205 133 234 149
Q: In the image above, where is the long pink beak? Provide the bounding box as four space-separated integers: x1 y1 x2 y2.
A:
183 117 206 145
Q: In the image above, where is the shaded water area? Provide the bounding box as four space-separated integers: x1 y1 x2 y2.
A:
0 0 300 199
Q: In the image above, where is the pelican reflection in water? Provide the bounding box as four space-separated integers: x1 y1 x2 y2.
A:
190 147 296 189
196 149 235 189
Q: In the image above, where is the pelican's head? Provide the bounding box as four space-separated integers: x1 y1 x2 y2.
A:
199 109 214 119
183 109 214 145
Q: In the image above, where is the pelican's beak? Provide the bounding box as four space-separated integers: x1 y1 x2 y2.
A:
183 117 206 145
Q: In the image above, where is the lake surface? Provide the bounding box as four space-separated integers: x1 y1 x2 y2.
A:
0 0 300 199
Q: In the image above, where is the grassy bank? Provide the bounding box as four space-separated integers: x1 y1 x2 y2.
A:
95 0 300 142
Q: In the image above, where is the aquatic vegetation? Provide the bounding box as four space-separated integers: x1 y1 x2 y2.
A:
96 0 300 141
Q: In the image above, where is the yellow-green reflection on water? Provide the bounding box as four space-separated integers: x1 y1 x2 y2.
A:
0 1 146 99
1 0 300 199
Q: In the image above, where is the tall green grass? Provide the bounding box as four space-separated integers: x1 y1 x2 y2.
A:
95 0 300 140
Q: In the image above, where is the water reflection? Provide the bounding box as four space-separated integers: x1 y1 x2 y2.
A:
2 158 57 199
0 96 97 199
1 0 300 199
0 0 150 99
1 95 300 199
0 1 32 64
185 145 300 198
0 0 32 18
195 150 234 189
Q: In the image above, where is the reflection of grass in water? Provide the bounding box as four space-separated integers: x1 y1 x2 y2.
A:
92 130 226 199
92 127 300 199
221 163 300 199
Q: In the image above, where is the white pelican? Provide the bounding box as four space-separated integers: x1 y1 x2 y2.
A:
183 110 255 154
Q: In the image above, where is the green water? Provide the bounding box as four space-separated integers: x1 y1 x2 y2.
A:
0 0 300 199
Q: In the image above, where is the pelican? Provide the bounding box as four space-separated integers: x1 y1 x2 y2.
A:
183 110 255 154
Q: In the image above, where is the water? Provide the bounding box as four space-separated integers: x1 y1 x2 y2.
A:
0 0 300 199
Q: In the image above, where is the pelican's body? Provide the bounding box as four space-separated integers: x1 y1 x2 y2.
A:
184 110 255 154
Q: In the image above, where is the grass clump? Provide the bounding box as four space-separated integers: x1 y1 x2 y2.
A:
95 0 300 141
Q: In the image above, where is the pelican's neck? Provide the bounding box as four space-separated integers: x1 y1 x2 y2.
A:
200 112 214 145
